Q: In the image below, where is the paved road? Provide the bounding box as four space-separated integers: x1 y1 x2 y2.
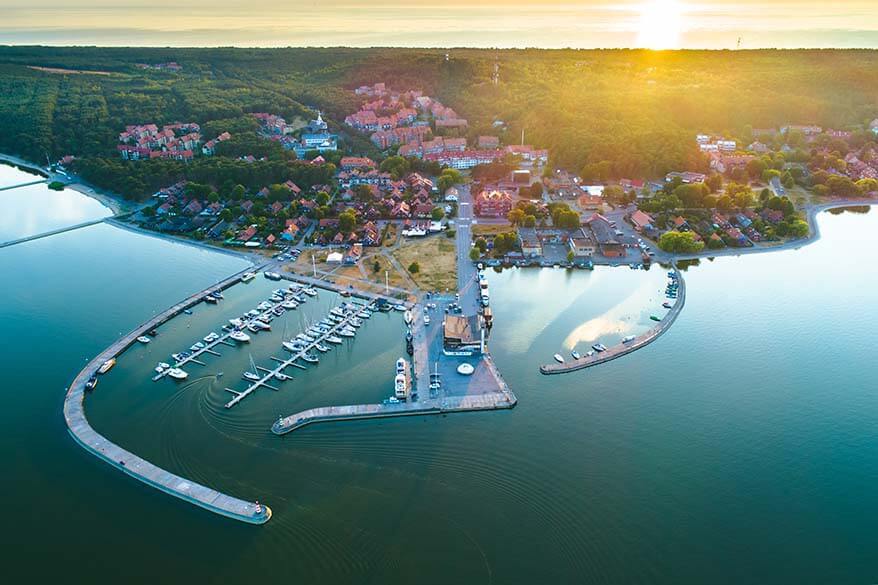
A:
454 183 480 316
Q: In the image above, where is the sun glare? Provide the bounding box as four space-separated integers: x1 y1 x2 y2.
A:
636 0 686 50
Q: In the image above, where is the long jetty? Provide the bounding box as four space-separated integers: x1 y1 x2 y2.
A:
272 391 516 435
224 300 376 408
0 178 47 192
64 265 272 524
0 217 106 249
539 268 687 375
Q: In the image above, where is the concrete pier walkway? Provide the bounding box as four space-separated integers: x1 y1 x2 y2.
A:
0 218 106 249
0 178 47 191
64 265 272 524
272 391 516 435
540 267 686 375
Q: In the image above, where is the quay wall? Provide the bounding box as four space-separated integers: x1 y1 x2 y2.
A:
64 264 273 524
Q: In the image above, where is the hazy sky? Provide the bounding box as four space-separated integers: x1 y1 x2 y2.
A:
2 1 877 49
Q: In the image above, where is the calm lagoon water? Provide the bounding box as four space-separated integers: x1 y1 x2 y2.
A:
0 163 111 242
1 180 876 585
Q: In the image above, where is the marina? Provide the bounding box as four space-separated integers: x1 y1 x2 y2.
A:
223 299 378 408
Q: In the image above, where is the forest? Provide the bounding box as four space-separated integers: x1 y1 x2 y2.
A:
1 46 877 198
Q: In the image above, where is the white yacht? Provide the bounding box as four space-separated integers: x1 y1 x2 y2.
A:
338 328 355 338
254 320 271 331
296 333 315 343
137 336 151 344
396 358 407 374
301 353 319 364
229 318 243 327
241 272 256 283
394 373 408 399
230 331 250 342
282 300 298 310
572 350 581 360
167 368 188 380
553 353 565 363
283 341 306 352
243 371 261 382
326 335 343 344
303 288 318 297
257 301 272 311
247 323 260 334
622 335 636 344
315 343 330 353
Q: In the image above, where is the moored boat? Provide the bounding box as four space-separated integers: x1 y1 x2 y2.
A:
167 368 188 380
85 376 98 391
572 350 581 360
136 336 151 344
553 353 565 364
230 331 251 343
98 358 116 374
622 335 636 344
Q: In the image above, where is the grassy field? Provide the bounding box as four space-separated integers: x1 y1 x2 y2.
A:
392 236 457 292
472 223 511 237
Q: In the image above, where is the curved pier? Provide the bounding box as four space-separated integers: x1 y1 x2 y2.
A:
64 265 272 524
540 268 686 375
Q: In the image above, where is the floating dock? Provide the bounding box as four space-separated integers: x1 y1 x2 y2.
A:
539 268 687 375
225 300 376 408
64 265 272 524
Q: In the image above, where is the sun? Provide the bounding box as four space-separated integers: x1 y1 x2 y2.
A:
636 0 686 50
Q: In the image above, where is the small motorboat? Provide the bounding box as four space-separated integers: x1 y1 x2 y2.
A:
98 358 116 374
650 315 662 322
147 329 158 337
314 343 330 353
622 335 636 344
204 295 218 304
243 371 261 382
303 288 318 297
338 328 355 338
326 335 343 344
241 272 257 283
167 368 188 380
592 343 607 352
662 301 673 309
183 309 193 315
282 341 306 352
424 315 431 326
190 342 205 351
300 353 319 364
404 310 413 325
137 336 151 344
254 320 271 331
393 304 406 311
296 333 315 343
282 300 298 310
247 323 260 334
586 350 595 357
85 376 98 391
553 353 565 364
230 331 250 343
571 350 581 360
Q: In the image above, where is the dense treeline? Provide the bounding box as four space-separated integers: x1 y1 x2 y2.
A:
74 157 336 200
1 46 877 189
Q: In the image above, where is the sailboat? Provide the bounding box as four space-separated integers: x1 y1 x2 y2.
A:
243 353 261 382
